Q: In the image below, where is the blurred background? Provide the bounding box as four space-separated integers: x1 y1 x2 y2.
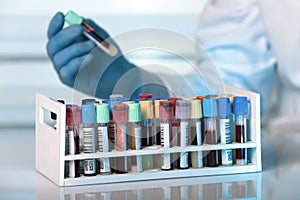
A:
0 0 207 127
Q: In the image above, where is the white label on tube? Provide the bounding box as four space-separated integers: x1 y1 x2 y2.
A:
68 130 75 178
196 121 202 145
221 149 233 165
84 159 96 175
220 118 231 144
197 151 203 168
161 123 171 169
135 126 142 150
180 121 189 168
98 126 110 174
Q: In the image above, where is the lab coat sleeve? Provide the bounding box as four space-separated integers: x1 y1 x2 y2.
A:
196 0 277 115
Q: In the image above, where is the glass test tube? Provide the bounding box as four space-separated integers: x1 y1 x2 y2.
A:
175 100 190 169
128 103 143 172
202 98 219 167
233 97 248 165
113 103 129 174
95 104 111 175
66 105 81 178
189 100 203 168
159 101 174 170
217 98 233 166
81 104 97 176
139 100 155 170
168 97 181 168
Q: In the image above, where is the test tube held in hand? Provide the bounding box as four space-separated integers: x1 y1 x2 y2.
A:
217 98 233 166
66 105 81 178
233 97 248 165
202 98 219 167
95 104 111 174
160 101 174 170
113 103 129 174
128 103 143 172
175 100 190 169
81 104 97 176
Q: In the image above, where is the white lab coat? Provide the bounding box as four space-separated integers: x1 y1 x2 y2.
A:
197 0 300 132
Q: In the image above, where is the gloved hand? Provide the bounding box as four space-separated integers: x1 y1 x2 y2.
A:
46 12 137 98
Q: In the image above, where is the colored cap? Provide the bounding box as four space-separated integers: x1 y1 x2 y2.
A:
81 104 96 124
51 99 65 120
196 95 210 100
128 103 141 122
138 93 152 99
102 99 121 118
159 101 174 120
66 105 82 126
175 100 190 119
112 103 128 123
82 99 96 105
109 94 124 101
202 98 217 117
168 97 180 117
190 100 202 119
65 10 83 25
217 98 231 117
139 100 154 119
95 104 110 124
154 99 166 118
233 96 248 115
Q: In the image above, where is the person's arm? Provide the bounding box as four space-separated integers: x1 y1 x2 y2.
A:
196 0 277 115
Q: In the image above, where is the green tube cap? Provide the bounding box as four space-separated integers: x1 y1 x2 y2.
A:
96 104 110 124
65 10 83 25
128 103 141 123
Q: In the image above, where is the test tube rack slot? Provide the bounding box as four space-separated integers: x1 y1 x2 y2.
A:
35 85 261 186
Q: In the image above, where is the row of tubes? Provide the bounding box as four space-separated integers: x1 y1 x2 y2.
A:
55 93 250 178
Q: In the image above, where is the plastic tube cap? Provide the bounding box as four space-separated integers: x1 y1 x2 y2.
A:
154 99 165 118
109 94 124 101
138 93 152 99
190 100 202 119
233 96 248 115
202 98 217 117
113 103 128 123
95 104 110 124
128 103 141 122
65 10 83 25
175 100 191 119
217 98 231 117
159 101 174 120
139 100 154 120
66 105 82 126
81 104 96 124
82 98 96 105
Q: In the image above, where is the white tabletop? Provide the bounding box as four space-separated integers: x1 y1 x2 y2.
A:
0 128 299 200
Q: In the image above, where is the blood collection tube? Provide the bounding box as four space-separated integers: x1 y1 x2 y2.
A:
217 98 233 166
65 10 118 57
113 103 129 174
202 97 219 167
168 97 181 168
233 96 248 165
81 104 97 176
95 104 111 175
66 105 81 178
189 99 203 168
159 101 174 170
128 103 142 172
175 100 190 169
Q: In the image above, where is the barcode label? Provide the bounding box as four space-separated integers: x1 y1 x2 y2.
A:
221 149 233 165
83 127 96 153
108 122 115 150
160 123 170 148
180 121 189 168
98 126 110 174
220 119 231 144
84 159 96 174
161 123 171 169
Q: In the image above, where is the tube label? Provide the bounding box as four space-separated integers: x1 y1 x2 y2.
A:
161 123 171 169
180 121 189 168
68 130 75 178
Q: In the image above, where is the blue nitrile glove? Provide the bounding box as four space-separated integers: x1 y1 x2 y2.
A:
46 12 139 98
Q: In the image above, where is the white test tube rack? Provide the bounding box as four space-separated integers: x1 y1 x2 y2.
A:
35 85 261 187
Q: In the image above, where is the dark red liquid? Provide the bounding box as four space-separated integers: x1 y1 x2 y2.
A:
235 125 245 161
115 126 128 174
75 135 80 177
205 130 218 167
